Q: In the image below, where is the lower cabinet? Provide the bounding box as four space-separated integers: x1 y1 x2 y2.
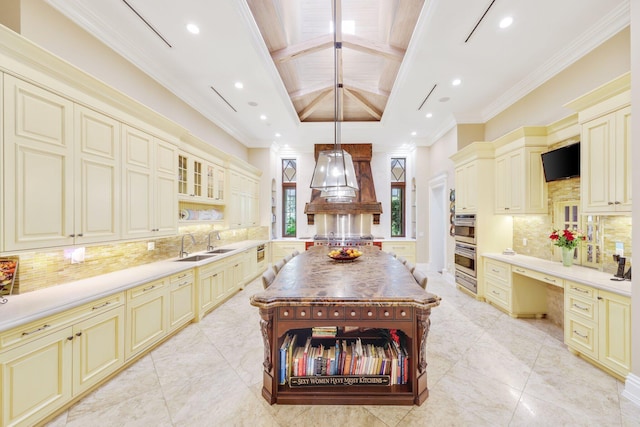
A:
483 260 549 317
0 297 124 427
169 270 195 333
564 281 631 379
125 278 169 360
271 241 305 262
197 260 227 319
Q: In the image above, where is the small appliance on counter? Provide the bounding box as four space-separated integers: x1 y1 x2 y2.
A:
612 254 632 281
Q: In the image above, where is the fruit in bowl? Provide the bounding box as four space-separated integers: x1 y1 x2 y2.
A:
328 247 362 260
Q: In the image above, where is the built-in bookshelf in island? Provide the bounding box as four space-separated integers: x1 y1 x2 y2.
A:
250 246 441 405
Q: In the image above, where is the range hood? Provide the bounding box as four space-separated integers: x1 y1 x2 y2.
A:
305 143 382 225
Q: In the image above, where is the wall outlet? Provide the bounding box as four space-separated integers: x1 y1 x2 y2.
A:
147 241 155 251
615 242 624 257
522 238 527 246
66 247 85 264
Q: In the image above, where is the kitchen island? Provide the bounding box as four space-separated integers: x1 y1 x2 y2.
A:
250 245 441 405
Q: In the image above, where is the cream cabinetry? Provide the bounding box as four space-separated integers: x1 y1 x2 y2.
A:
271 241 305 262
579 106 631 213
122 125 177 239
565 73 631 214
2 75 122 251
483 259 549 317
454 161 477 214
228 169 259 228
125 277 169 359
197 260 228 319
494 138 547 214
381 241 416 264
178 152 226 205
169 270 195 332
564 281 631 379
0 294 124 427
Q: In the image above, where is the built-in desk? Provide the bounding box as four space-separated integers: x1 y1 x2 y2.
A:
482 253 631 380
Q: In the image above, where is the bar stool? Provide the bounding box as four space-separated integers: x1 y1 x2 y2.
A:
262 268 276 289
284 254 293 263
273 259 286 274
412 270 428 290
397 256 407 265
405 261 416 273
292 250 300 257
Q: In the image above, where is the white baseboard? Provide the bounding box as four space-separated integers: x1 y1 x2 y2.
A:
622 373 640 407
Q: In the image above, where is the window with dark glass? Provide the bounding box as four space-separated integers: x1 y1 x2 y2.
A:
391 158 406 237
282 159 297 238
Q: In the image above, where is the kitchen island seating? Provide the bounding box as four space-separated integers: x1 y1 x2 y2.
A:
262 268 276 289
250 245 440 406
412 270 428 290
273 259 286 274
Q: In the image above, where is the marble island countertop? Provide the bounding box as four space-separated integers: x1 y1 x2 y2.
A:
251 245 440 309
0 240 268 333
482 252 631 297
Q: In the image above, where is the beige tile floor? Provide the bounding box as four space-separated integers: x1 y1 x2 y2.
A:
46 271 640 427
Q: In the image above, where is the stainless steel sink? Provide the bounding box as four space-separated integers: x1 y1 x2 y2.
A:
206 248 235 254
175 254 217 262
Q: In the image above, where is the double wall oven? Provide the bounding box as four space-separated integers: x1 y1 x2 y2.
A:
454 214 477 294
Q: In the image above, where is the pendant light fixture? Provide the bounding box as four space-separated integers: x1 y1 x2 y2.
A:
309 0 358 203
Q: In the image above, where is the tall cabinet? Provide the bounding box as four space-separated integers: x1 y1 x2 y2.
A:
565 72 631 214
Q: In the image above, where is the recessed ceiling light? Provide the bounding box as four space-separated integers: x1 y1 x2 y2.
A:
439 97 450 103
452 78 461 86
275 133 281 138
186 23 200 34
426 113 433 118
260 114 267 120
411 131 417 136
234 82 243 89
499 16 513 29
248 101 258 107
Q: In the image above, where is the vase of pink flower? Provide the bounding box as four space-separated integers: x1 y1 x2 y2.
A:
549 228 585 267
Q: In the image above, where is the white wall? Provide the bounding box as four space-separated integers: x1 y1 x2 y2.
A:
18 0 248 160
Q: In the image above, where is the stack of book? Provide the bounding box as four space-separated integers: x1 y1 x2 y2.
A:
278 332 410 386
311 326 338 337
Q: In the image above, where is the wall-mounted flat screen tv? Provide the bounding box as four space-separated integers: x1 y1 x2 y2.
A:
541 143 580 182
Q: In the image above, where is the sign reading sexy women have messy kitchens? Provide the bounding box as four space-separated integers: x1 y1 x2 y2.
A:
289 376 390 387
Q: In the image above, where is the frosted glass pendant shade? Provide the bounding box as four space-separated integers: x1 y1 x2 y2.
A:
310 149 358 202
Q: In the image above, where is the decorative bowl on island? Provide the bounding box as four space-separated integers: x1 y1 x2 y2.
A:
328 247 363 262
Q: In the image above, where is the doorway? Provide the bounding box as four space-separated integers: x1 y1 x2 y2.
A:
428 173 448 273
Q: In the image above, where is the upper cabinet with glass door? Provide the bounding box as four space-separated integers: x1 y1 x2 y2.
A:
178 151 226 206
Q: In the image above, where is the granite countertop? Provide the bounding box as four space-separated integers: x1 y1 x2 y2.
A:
482 252 631 297
251 246 440 309
0 240 268 333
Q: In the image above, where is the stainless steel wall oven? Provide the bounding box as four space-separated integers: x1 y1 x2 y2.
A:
454 214 477 294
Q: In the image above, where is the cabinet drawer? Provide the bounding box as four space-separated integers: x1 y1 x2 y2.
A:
310 307 343 320
485 260 510 283
566 294 597 322
565 281 596 300
565 316 597 358
512 267 562 287
170 270 194 285
0 293 124 352
127 279 168 300
395 307 412 321
485 280 510 309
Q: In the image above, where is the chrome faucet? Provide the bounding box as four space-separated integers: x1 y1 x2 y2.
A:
180 233 196 258
207 230 221 251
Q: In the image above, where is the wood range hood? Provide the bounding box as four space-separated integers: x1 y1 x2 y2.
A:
304 143 383 225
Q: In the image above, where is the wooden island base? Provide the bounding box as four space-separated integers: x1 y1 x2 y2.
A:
250 246 441 406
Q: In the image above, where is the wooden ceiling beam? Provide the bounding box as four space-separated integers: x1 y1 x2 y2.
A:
289 80 334 99
299 88 333 121
271 34 333 63
342 34 405 61
343 88 382 120
343 79 390 98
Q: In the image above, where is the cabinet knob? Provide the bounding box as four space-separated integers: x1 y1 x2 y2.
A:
300 311 306 317
317 311 323 317
67 336 74 341
333 311 340 317
76 332 82 337
383 311 390 317
367 311 373 317
400 311 406 317
77 233 83 237
283 310 289 317
350 311 357 317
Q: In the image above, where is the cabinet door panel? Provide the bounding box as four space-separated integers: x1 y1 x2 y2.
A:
598 291 631 376
170 281 195 331
126 290 167 359
73 306 125 395
0 328 72 427
581 116 614 212
614 107 632 210
75 106 120 244
3 76 74 250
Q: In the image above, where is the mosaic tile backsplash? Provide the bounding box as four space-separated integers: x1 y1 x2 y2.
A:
8 225 269 294
512 177 632 276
